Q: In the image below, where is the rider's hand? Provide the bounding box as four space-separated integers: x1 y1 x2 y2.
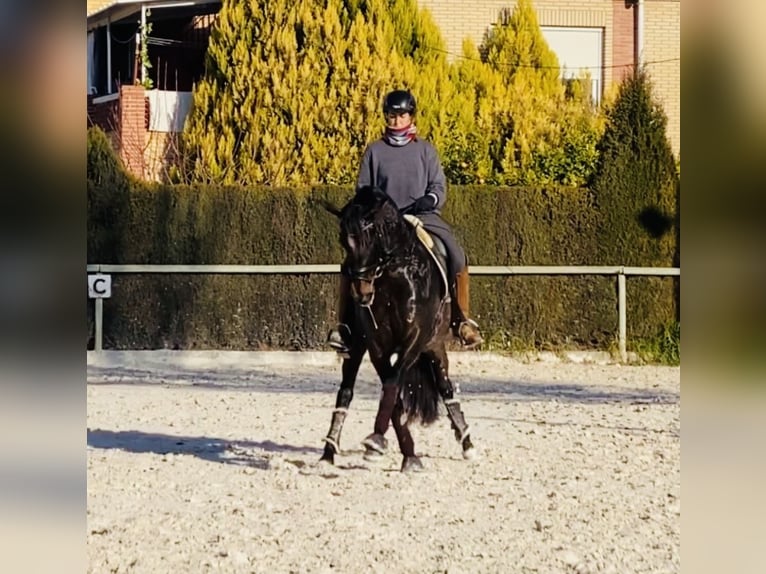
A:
406 194 437 214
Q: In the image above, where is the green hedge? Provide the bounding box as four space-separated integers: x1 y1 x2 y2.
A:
87 180 677 352
90 183 352 350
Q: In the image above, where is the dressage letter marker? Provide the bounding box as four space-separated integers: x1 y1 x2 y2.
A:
88 274 112 298
88 274 111 352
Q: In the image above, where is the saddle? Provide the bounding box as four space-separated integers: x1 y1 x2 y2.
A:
402 214 450 299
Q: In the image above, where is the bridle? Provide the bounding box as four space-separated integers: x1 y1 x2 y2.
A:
342 220 394 286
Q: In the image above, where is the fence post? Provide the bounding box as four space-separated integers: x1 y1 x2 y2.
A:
618 269 627 362
95 298 103 352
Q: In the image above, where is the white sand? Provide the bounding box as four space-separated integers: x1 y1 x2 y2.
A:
87 351 680 573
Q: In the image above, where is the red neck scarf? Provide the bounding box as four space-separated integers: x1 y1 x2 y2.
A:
383 123 417 147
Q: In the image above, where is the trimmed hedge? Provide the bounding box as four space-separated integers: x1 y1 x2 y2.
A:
87 180 677 351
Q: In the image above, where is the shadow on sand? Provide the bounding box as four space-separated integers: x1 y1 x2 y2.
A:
87 428 323 469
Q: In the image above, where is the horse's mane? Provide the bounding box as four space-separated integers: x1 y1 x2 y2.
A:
340 186 413 255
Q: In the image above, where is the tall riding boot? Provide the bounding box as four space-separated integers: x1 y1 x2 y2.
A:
453 268 483 349
327 274 353 355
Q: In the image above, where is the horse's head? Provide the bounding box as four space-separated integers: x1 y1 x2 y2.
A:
328 186 404 307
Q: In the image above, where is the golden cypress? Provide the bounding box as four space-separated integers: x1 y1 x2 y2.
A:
180 0 600 187
182 0 433 185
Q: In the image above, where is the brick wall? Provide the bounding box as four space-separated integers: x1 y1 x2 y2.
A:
87 86 182 182
612 0 635 83
118 85 149 179
643 0 680 156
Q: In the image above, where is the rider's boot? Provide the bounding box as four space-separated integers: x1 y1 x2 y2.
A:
327 274 353 356
451 268 483 349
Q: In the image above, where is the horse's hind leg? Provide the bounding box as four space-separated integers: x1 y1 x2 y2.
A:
368 354 429 472
429 351 477 460
391 398 424 473
362 354 415 462
362 381 397 461
320 346 366 465
444 398 477 460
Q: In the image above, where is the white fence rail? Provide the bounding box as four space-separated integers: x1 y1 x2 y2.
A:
86 264 680 361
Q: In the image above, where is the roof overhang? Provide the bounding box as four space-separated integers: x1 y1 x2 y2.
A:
87 0 220 31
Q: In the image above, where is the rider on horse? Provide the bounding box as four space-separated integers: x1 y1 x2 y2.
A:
327 89 483 354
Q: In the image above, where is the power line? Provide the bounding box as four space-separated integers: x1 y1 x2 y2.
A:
108 17 680 72
419 43 679 70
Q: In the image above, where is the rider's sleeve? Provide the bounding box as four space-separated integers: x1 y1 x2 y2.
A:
425 143 447 210
356 146 374 190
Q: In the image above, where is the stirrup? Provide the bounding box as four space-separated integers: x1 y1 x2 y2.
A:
458 319 483 349
327 323 351 356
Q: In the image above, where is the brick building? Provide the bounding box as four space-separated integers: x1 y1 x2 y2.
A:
87 0 680 180
86 0 220 180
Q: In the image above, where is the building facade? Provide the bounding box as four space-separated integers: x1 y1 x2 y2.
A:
87 0 680 180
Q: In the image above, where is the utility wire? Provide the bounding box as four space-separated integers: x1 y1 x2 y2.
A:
109 18 680 72
135 33 681 71
419 44 679 70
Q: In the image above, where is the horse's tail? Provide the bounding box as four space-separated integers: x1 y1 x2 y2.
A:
400 355 441 426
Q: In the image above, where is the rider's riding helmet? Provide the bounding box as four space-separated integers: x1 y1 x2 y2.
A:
382 90 416 117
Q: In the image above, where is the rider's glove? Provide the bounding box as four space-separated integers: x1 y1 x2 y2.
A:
407 193 437 214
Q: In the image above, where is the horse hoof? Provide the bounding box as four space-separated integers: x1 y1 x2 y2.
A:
401 456 425 473
361 433 388 454
318 454 335 466
462 446 479 461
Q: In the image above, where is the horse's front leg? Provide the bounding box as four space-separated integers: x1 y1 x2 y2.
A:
320 344 366 465
429 350 477 460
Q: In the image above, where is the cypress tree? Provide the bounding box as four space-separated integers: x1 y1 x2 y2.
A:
446 38 513 184
591 66 678 266
180 0 600 187
183 0 354 185
181 0 452 186
484 0 575 183
590 66 679 344
87 126 131 262
447 0 601 186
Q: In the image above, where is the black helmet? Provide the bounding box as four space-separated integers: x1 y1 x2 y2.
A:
383 90 416 116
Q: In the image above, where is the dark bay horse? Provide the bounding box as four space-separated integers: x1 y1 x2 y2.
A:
320 186 476 472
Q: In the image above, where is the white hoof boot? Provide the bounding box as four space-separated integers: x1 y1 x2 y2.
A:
462 446 479 461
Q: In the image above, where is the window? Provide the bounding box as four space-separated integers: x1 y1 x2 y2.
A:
541 27 603 105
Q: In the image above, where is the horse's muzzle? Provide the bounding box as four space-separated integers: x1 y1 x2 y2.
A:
352 278 375 306
347 264 381 307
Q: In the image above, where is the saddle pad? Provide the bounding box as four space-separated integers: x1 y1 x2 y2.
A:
402 214 449 295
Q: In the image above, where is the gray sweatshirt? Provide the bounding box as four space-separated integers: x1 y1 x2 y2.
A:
356 138 447 214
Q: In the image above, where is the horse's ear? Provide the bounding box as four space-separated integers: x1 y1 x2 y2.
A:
372 187 393 206
318 199 342 219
